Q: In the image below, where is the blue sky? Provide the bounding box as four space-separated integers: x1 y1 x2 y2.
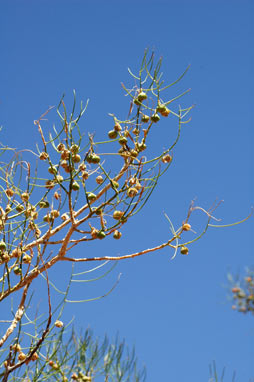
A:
1 0 253 381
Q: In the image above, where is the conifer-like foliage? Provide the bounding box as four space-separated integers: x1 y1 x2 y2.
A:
0 51 247 381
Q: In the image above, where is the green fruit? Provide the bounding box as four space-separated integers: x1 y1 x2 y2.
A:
21 192 29 202
97 231 106 240
137 91 147 101
180 246 189 255
111 181 119 189
133 98 142 106
56 175 64 183
156 103 167 113
108 130 118 139
0 241 6 251
86 154 93 164
23 254 32 264
161 107 170 117
90 154 101 164
16 204 24 213
141 115 150 123
70 144 79 154
13 266 22 275
130 149 138 158
48 166 57 175
127 188 138 198
86 192 96 201
113 210 124 220
118 137 128 145
2 252 10 263
39 200 50 208
151 113 160 123
71 182 80 191
43 214 51 223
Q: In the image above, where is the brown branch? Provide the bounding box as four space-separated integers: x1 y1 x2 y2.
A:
0 283 30 348
61 239 175 262
3 260 52 380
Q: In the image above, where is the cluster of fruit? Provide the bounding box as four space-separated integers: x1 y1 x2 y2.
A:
231 276 254 313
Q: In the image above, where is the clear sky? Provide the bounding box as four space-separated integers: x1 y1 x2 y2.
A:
1 0 253 381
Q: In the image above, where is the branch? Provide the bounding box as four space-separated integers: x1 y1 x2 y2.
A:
0 283 30 348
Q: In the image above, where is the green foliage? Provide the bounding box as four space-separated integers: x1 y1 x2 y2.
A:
2 329 145 382
0 50 248 381
228 270 254 314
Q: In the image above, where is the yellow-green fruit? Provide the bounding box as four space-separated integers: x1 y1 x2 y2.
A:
180 246 189 255
16 204 24 213
97 231 106 240
127 188 138 198
133 98 142 106
21 192 29 202
108 130 118 139
86 192 96 201
151 113 160 123
156 103 167 113
141 115 150 123
39 200 50 208
43 214 51 223
48 166 57 175
0 241 6 251
130 149 138 158
13 266 22 275
118 137 128 145
23 254 32 264
5 205 11 214
113 210 124 220
113 230 122 240
2 252 10 263
71 182 80 191
70 144 79 154
90 154 101 164
111 181 119 189
161 107 170 117
137 141 147 152
137 91 147 101
56 175 64 183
